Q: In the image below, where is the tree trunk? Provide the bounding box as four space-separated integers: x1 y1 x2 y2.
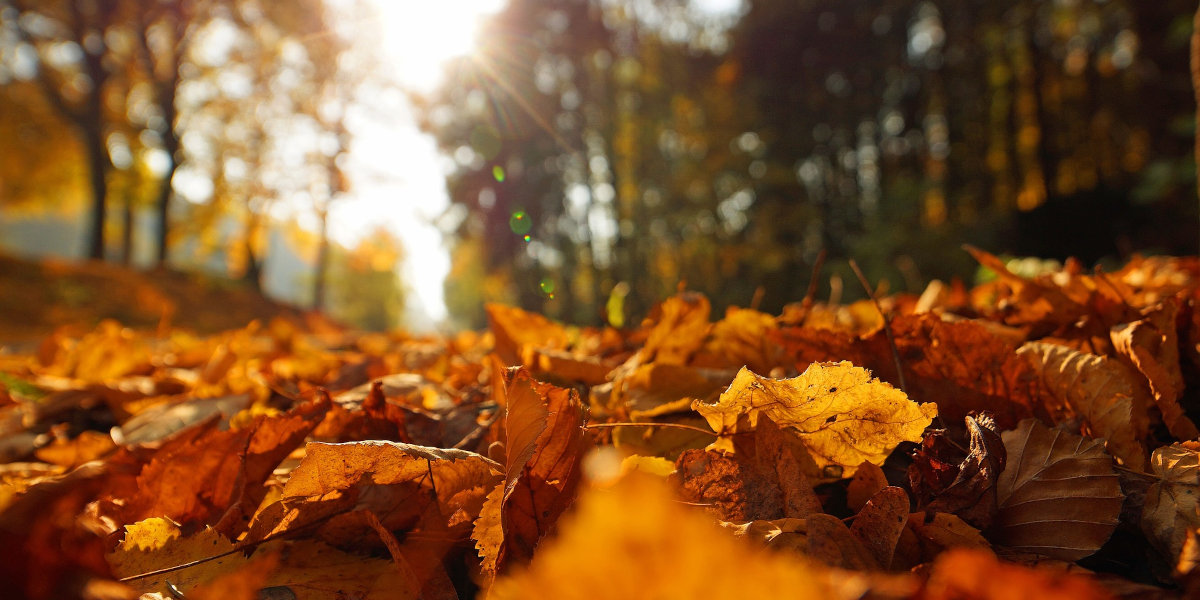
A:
120 190 134 265
313 209 329 311
83 121 109 259
154 157 177 265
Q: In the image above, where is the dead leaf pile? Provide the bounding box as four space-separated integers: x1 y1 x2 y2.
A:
2 249 1200 598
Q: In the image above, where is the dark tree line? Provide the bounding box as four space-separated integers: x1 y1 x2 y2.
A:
416 0 1200 328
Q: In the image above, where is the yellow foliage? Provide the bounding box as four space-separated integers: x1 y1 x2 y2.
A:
693 362 936 477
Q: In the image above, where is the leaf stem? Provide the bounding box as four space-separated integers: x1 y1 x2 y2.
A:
584 422 717 436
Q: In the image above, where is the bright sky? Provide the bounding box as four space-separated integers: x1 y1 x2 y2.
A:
335 0 743 329
330 0 505 329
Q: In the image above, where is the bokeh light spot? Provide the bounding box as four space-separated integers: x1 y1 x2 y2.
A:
492 165 506 182
509 211 532 235
539 278 556 295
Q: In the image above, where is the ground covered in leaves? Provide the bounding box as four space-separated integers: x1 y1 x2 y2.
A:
3 248 1200 599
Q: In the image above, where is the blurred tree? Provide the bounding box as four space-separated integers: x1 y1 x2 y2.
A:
327 225 406 331
1 0 130 258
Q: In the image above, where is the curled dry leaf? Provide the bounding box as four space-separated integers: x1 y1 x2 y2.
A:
994 419 1122 562
1017 342 1148 469
1140 444 1200 562
1111 299 1200 440
693 362 936 478
912 414 1006 530
474 367 586 580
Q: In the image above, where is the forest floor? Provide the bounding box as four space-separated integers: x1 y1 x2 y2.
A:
0 253 310 346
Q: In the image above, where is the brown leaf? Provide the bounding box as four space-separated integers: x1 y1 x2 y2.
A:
994 419 1123 561
916 414 1007 530
755 416 822 518
0 463 114 600
847 461 887 513
1017 342 1148 468
806 513 880 570
849 486 910 569
1111 300 1200 440
1141 444 1200 562
905 511 992 564
674 449 786 522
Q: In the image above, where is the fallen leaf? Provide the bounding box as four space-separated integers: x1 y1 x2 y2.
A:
849 486 910 569
487 304 569 366
1111 300 1200 440
674 449 790 521
755 416 822 518
0 463 114 600
847 461 888 513
994 419 1122 561
639 292 712 366
244 440 500 548
915 414 1007 530
1141 444 1200 562
1017 342 1148 468
694 306 786 373
693 362 936 478
474 367 587 579
924 547 1116 600
905 511 992 563
101 395 328 535
489 474 905 599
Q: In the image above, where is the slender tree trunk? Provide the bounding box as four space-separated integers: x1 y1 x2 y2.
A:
83 121 109 259
121 190 134 264
313 209 329 311
154 157 177 265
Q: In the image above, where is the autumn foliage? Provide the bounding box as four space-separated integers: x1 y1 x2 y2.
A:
5 250 1200 599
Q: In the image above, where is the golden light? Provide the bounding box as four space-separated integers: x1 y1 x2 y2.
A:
369 0 506 91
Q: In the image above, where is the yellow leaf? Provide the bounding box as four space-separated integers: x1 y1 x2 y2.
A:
692 362 936 477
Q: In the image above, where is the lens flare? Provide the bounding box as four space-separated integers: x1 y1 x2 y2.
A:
509 211 532 235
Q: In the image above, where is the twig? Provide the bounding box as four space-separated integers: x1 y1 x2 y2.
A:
801 250 827 311
584 422 717 436
848 260 907 394
118 514 334 582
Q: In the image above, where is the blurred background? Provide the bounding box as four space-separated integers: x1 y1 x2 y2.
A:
0 0 1197 337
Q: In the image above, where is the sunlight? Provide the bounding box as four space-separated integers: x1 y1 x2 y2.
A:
371 0 506 92
326 1 504 327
